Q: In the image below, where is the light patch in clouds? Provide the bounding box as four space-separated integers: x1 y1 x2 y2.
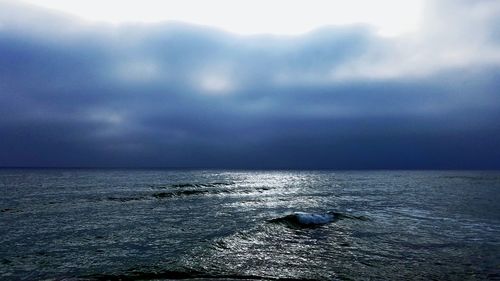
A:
194 64 236 95
88 110 124 126
114 60 163 83
86 110 129 139
198 73 234 95
21 0 423 36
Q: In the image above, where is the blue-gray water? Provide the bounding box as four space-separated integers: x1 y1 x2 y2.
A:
1 170 499 280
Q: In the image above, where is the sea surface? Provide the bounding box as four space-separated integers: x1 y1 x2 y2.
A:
1 169 499 280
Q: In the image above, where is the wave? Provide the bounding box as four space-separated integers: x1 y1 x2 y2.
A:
269 211 367 228
152 185 271 199
1 208 18 213
441 175 500 181
152 189 212 198
106 196 146 202
153 182 236 189
77 269 320 281
100 182 275 203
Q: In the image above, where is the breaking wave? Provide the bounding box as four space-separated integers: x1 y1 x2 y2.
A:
269 211 367 228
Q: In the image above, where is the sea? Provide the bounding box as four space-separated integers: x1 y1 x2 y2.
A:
1 169 499 280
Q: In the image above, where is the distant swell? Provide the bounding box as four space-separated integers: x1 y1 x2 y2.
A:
106 196 146 202
154 182 236 189
79 269 320 281
101 182 274 203
152 184 271 199
153 189 213 198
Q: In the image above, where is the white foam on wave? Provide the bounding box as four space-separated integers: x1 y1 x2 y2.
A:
294 212 334 225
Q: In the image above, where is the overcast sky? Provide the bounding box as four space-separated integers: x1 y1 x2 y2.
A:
0 0 499 169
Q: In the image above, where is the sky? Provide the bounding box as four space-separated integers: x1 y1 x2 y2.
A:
0 0 499 169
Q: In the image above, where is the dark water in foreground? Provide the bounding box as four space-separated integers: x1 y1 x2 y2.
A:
1 170 499 280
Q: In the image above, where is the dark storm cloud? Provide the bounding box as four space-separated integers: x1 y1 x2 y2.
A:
0 1 499 169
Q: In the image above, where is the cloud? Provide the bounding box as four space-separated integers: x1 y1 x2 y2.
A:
0 0 499 168
18 0 423 36
330 0 500 81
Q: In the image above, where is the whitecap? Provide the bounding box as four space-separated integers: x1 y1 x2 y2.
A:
294 212 335 225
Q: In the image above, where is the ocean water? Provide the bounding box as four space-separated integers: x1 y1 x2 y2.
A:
1 170 499 280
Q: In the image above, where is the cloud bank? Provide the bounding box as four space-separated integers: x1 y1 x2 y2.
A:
0 0 499 169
